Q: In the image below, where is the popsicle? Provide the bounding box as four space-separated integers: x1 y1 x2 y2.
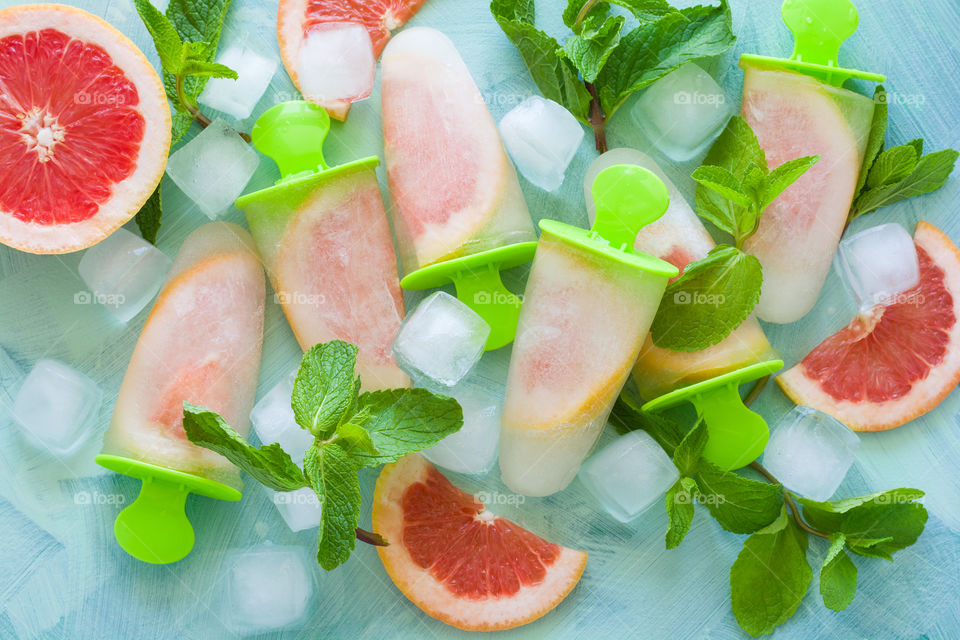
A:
380 27 538 350
235 101 409 391
97 222 265 563
584 149 779 400
738 0 883 323
499 166 678 497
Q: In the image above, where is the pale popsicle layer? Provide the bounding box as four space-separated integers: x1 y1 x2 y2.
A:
381 27 536 273
102 223 265 489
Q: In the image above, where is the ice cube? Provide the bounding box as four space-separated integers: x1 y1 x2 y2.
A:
631 63 731 162
224 545 314 633
392 292 491 386
165 118 260 219
297 23 375 105
250 373 315 467
421 375 502 475
198 46 278 120
76 228 172 323
271 487 322 532
12 360 102 456
837 223 921 309
498 96 585 191
762 405 860 501
578 430 679 523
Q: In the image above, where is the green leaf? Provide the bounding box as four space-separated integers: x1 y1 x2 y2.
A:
563 0 675 30
134 0 184 73
560 15 625 83
694 460 783 534
665 476 697 549
852 146 958 220
595 0 735 118
609 396 688 455
180 58 237 79
730 511 812 637
799 489 928 559
491 0 592 121
672 419 707 476
853 85 888 201
348 388 463 467
134 185 163 245
303 443 362 570
866 144 919 189
650 246 763 351
820 533 858 611
759 155 819 212
335 421 378 456
906 138 924 156
691 165 752 210
181 403 310 491
695 116 766 235
292 341 361 438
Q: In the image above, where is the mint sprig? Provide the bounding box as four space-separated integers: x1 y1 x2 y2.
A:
182 340 463 570
491 0 735 151
612 397 928 636
849 86 958 222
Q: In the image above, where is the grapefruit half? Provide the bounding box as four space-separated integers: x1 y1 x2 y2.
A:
373 455 587 631
277 0 427 120
0 4 171 254
778 221 960 432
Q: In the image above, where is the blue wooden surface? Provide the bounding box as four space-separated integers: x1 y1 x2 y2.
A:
0 0 959 638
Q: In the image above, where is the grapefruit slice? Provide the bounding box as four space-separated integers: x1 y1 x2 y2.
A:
373 455 587 631
740 65 874 324
778 221 960 432
0 4 171 254
277 0 427 120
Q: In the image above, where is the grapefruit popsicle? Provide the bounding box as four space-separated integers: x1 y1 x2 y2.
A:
499 166 678 497
236 102 409 391
380 27 538 350
97 222 265 563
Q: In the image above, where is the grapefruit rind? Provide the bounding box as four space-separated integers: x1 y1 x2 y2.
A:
0 4 170 254
777 221 960 432
372 455 587 631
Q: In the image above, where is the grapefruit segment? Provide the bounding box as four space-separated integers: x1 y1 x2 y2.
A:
0 4 170 253
778 221 960 432
373 455 587 631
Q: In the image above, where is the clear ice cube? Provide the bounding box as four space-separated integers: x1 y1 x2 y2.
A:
578 430 679 523
198 46 278 121
165 118 260 219
837 223 921 309
76 228 172 323
392 292 491 386
12 359 102 456
297 23 375 105
498 96 585 191
421 375 502 475
250 372 315 468
224 545 314 633
271 487 322 532
762 405 860 501
631 63 731 162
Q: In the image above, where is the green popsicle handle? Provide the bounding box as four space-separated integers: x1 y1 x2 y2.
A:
782 0 858 69
690 384 770 470
449 264 523 351
590 164 670 249
250 101 331 180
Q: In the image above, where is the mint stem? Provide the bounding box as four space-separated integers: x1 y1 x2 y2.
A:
573 0 602 32
356 527 389 547
749 461 831 540
585 82 607 152
174 74 251 143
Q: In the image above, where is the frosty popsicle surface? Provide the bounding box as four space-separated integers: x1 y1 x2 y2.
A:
236 101 409 391
381 27 538 350
500 166 678 497
97 222 266 563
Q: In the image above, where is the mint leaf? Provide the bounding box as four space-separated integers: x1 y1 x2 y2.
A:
135 185 163 245
694 461 783 534
491 0 592 121
650 246 762 351
292 341 361 438
560 15 625 83
672 419 707 476
798 488 924 514
335 421 378 456
851 148 958 219
865 145 918 189
595 1 735 118
610 397 688 455
134 0 184 72
759 155 819 212
854 85 888 200
820 533 858 611
906 138 923 156
665 476 697 549
303 443 362 570
730 509 812 637
563 0 675 28
691 165 752 212
182 403 309 491
348 388 463 467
